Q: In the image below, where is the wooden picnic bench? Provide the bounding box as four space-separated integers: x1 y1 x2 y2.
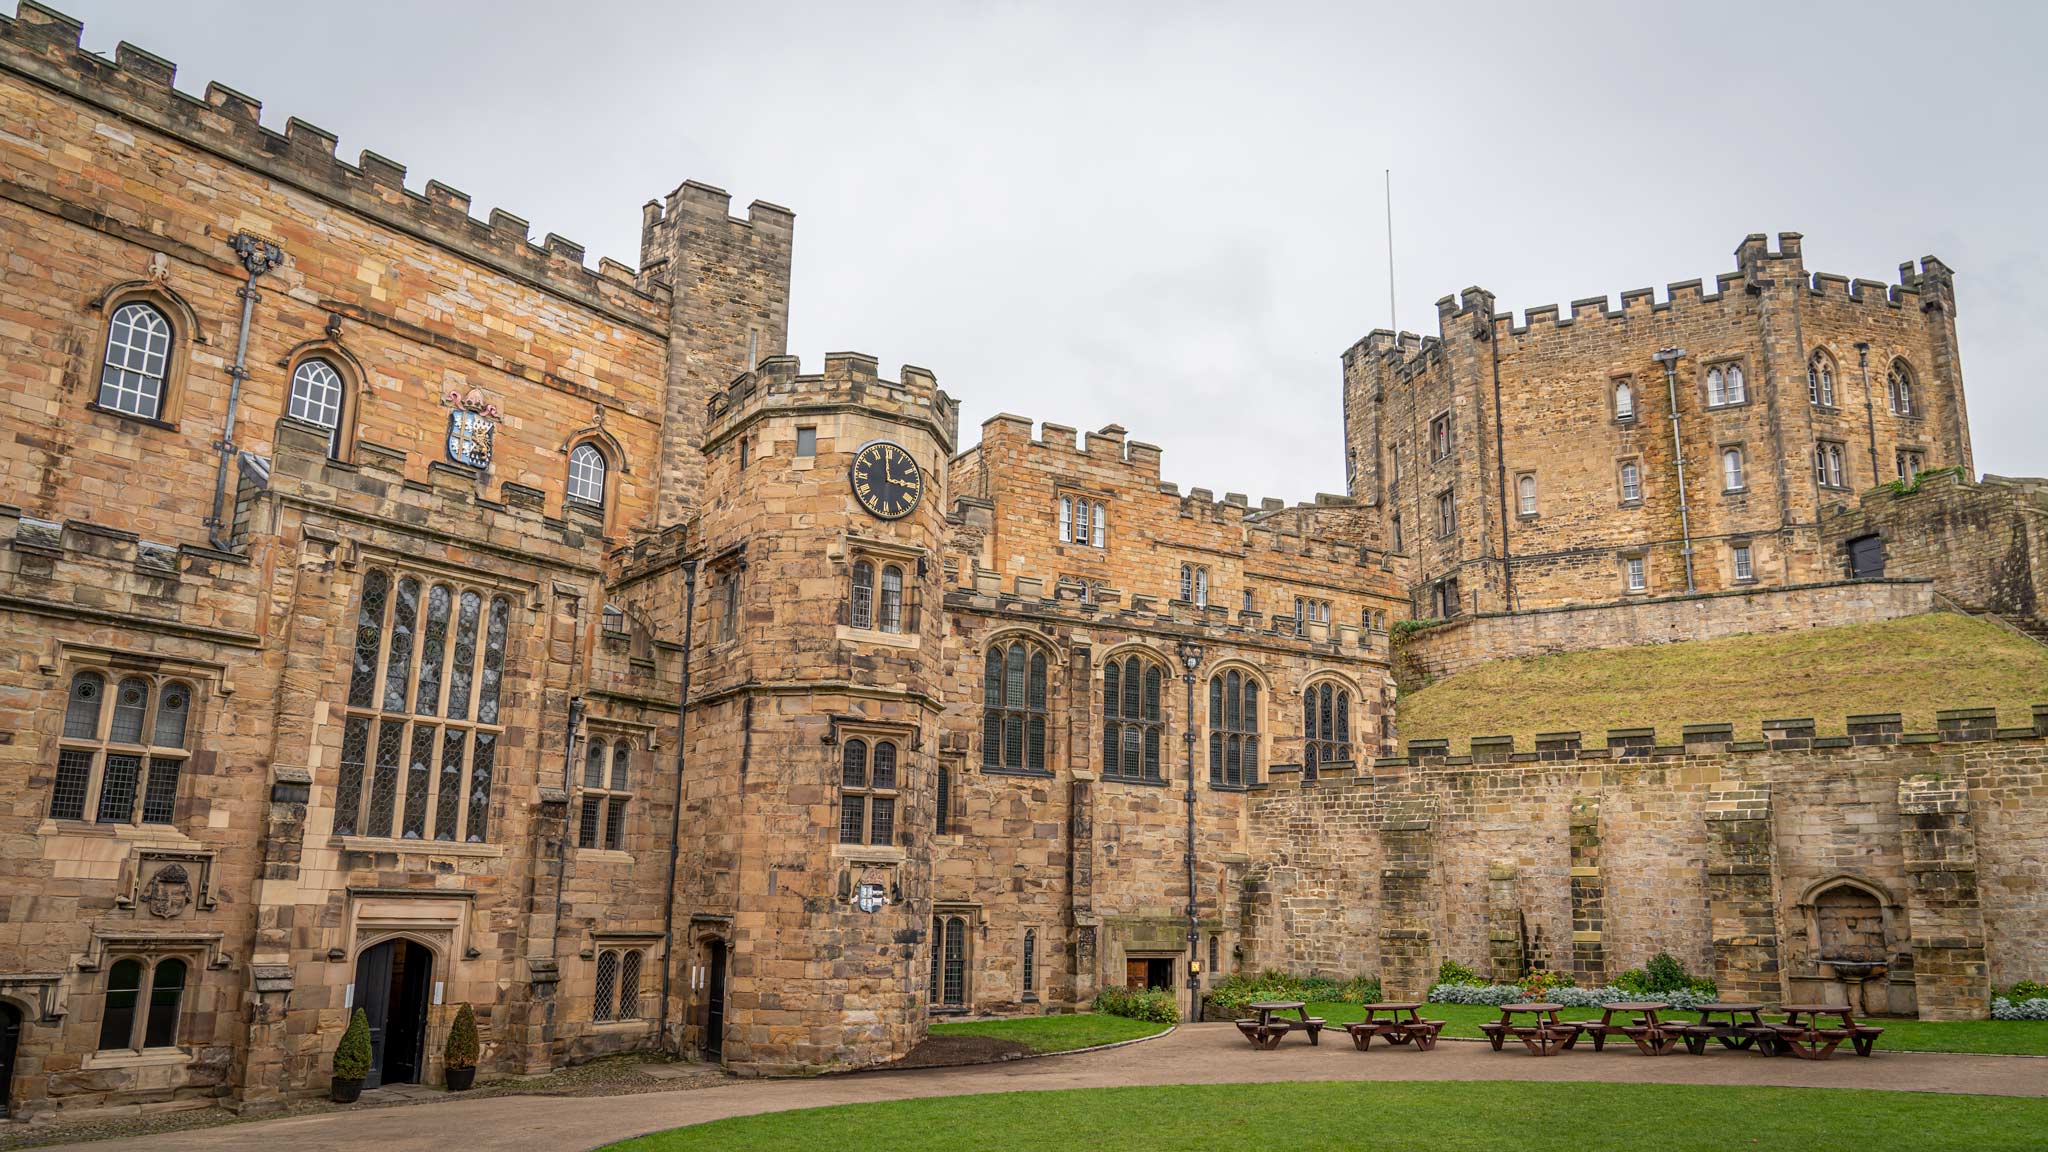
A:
1762 1004 1882 1060
1678 1003 1766 1054
1236 1000 1325 1048
1342 1002 1445 1051
1578 1001 1684 1055
1481 1003 1583 1056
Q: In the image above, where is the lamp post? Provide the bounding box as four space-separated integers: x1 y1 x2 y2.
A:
1176 638 1203 1022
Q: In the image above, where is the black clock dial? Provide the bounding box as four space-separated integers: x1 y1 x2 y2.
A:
849 439 923 520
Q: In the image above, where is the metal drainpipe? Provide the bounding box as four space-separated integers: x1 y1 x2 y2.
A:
548 694 585 1016
1653 347 1697 593
1177 639 1202 1022
205 234 285 552
1856 342 1878 483
1487 319 1513 611
657 560 698 1053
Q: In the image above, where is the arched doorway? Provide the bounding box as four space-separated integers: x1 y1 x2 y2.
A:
0 1001 20 1118
352 939 433 1089
701 939 727 1061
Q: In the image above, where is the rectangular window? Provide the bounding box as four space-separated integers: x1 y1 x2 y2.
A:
1620 461 1642 504
1516 473 1537 516
1626 555 1646 592
1430 413 1452 460
576 738 634 851
1194 567 1208 608
1732 544 1754 582
1058 496 1072 540
719 567 741 641
1436 490 1456 537
1241 589 1254 612
795 427 817 457
1091 501 1106 547
738 437 749 470
1074 498 1090 545
839 737 900 845
52 672 194 828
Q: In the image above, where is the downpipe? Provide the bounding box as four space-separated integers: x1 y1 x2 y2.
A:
1653 347 1697 593
206 234 285 552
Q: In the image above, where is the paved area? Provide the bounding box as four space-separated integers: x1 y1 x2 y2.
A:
29 1023 2048 1152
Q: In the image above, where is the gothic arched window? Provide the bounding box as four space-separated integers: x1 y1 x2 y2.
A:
1302 681 1352 779
1888 359 1915 416
1808 350 1836 407
1102 654 1163 782
983 641 1049 773
567 443 608 507
1208 670 1260 787
288 357 347 456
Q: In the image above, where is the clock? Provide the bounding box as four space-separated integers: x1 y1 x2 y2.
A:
849 439 923 520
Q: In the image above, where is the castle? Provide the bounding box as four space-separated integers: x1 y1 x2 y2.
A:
1 1 2043 1124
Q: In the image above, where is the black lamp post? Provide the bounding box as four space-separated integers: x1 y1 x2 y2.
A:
1177 638 1203 1022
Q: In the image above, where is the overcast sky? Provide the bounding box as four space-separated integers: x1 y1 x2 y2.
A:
61 1 2047 501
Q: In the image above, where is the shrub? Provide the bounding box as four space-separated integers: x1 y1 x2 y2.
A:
334 1008 373 1081
444 1002 479 1070
1520 969 1576 997
1095 985 1179 1024
1435 959 1484 987
2001 980 2048 1002
1991 996 2048 1022
1204 971 1382 1018
1644 952 1689 992
1427 983 1524 1006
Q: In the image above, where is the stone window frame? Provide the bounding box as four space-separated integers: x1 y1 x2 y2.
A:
1300 674 1356 781
842 536 924 639
708 552 745 646
1291 596 1331 639
1895 447 1927 482
1617 457 1644 507
1389 511 1404 554
1431 576 1462 620
1701 356 1751 410
1206 662 1265 790
1021 927 1038 1002
1056 490 1109 549
1434 488 1456 539
91 951 193 1059
1794 873 1903 969
1514 472 1539 519
838 734 902 847
575 734 634 852
1729 537 1757 585
1886 358 1918 418
1807 347 1840 409
86 281 202 430
1178 563 1209 608
1621 549 1649 595
50 663 200 829
1100 647 1169 785
1814 440 1850 491
1720 443 1748 494
1428 410 1454 462
333 565 514 845
1611 374 1637 423
280 344 365 463
589 941 651 1025
930 906 976 1014
794 425 818 458
982 635 1054 777
934 755 963 836
566 442 611 513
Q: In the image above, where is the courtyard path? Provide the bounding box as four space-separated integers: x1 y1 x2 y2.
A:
35 1023 2048 1152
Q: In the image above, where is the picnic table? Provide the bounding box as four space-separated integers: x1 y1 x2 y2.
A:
1342 1002 1445 1051
1234 1000 1326 1049
1579 1001 1683 1055
1479 1002 1583 1056
1679 1002 1766 1054
1762 1004 1884 1059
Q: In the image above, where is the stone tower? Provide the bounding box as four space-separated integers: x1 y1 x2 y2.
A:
673 351 960 1073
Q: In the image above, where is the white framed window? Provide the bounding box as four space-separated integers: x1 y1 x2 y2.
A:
577 738 632 851
1091 501 1106 547
1057 496 1107 546
1815 442 1847 489
1732 543 1754 582
1625 555 1647 592
567 443 608 507
1888 359 1915 415
1516 474 1537 516
98 301 173 419
1707 362 1746 407
1619 461 1642 504
1180 564 1209 607
288 358 346 456
1807 350 1836 407
52 671 193 825
1722 447 1745 491
850 559 875 629
1614 379 1635 420
878 563 905 633
1058 497 1072 541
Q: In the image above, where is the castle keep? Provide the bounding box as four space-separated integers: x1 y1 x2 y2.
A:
0 2 2042 1123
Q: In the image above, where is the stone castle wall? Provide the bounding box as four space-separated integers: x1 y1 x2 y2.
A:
1819 471 2047 630
1396 578 1935 686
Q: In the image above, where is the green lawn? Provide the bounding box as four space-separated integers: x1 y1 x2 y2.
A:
603 1082 2048 1151
1301 1001 2048 1055
928 1013 1169 1053
1397 613 2048 747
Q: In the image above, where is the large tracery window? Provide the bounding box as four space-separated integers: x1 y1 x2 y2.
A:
1208 670 1260 787
1102 654 1163 782
52 671 192 825
983 642 1049 773
98 301 172 419
336 568 511 843
1302 682 1352 779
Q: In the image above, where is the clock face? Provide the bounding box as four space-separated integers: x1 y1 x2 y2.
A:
849 439 924 520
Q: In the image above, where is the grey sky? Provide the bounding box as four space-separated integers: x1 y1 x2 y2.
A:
61 1 2047 501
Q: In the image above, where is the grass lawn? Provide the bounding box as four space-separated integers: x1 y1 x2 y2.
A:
1300 1001 2048 1055
928 1013 1169 1053
602 1082 2048 1151
1396 613 2048 747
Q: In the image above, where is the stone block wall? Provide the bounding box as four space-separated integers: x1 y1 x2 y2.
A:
1818 471 2047 631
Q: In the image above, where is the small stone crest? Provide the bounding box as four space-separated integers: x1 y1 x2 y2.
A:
141 862 193 919
443 388 501 469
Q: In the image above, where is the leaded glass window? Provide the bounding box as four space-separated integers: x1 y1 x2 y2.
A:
578 738 633 851
50 671 191 826
1303 682 1352 779
1208 670 1259 787
839 737 899 845
1102 654 1163 782
983 642 1049 773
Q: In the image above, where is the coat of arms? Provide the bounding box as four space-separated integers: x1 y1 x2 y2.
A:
142 863 193 919
443 388 500 469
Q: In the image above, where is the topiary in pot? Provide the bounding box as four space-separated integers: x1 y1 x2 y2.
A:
443 1002 479 1091
331 1008 373 1103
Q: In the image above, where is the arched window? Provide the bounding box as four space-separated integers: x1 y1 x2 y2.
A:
850 560 875 629
1614 380 1634 420
1723 447 1745 491
931 915 968 1009
1725 363 1746 404
51 670 192 825
1302 682 1352 779
578 738 633 851
983 642 1049 772
98 956 186 1051
567 443 608 508
1102 654 1164 782
1022 928 1037 996
98 301 172 419
839 738 898 845
879 564 905 633
1706 366 1725 407
1887 359 1915 416
1208 670 1260 787
1807 350 1836 407
288 358 347 456
336 569 509 844
1517 474 1537 516
592 947 645 1022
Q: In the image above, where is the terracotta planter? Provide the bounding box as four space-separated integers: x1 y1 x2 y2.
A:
444 1066 476 1091
330 1077 365 1104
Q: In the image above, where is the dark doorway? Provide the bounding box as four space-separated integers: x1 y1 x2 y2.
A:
1127 957 1176 991
352 939 433 1089
0 1001 20 1119
702 940 727 1061
1848 535 1886 579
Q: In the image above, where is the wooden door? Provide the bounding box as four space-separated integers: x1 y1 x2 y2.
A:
385 941 432 1085
352 941 395 1090
1127 959 1149 990
1849 535 1886 578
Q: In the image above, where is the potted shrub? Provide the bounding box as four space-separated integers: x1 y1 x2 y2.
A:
443 1002 479 1091
331 1008 372 1103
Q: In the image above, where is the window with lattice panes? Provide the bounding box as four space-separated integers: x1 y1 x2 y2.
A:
931 914 969 1010
1208 670 1260 787
983 642 1049 773
1022 928 1037 997
839 737 899 845
591 946 645 1022
52 670 194 826
335 569 511 843
1101 655 1164 782
578 737 633 850
1302 682 1351 779
98 301 172 419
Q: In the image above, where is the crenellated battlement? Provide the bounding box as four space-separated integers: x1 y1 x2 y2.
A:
0 2 663 319
705 353 959 453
